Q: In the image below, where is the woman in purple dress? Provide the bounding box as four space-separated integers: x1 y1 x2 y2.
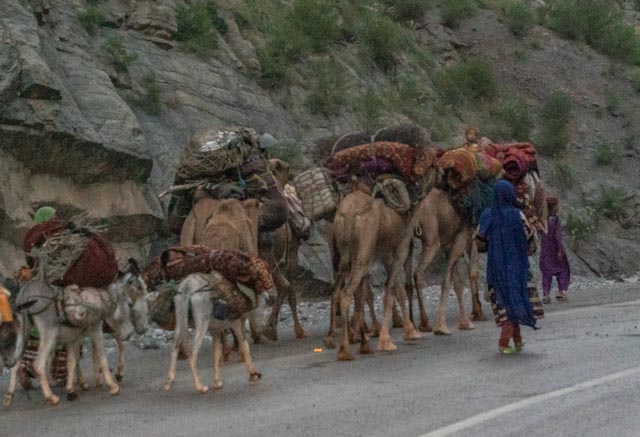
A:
539 197 570 303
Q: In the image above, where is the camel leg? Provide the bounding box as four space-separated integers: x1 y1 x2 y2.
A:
324 288 339 349
265 284 286 342
212 332 224 389
414 241 440 333
434 258 454 335
391 303 403 329
405 239 417 328
91 327 120 395
452 261 474 330
281 272 307 339
230 320 261 382
353 286 370 354
364 280 380 337
393 280 422 341
115 339 125 382
377 285 398 352
188 304 210 394
66 341 79 401
468 240 486 321
337 289 355 361
33 321 60 405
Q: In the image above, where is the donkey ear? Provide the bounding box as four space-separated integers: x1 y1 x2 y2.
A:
128 258 141 275
14 300 37 312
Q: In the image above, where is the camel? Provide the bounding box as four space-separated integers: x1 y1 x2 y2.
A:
410 188 482 336
327 189 422 361
259 158 308 340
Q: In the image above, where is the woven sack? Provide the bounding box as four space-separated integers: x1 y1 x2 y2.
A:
149 287 178 331
378 178 411 213
293 167 339 221
176 131 246 180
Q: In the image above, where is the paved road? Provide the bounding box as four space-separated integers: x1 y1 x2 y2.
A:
2 280 639 437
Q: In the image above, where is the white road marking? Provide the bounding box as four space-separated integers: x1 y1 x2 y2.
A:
419 366 640 437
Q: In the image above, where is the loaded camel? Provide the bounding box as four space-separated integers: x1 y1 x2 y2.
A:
326 174 437 360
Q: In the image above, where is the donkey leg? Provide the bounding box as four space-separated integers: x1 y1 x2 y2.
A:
166 291 189 391
4 365 18 407
91 328 119 395
212 332 224 389
188 303 210 394
115 339 125 382
230 320 261 382
33 322 60 405
66 342 79 401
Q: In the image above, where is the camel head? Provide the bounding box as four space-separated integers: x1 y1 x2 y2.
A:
268 158 290 188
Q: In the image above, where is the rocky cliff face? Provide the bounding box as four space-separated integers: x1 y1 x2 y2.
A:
1 0 638 280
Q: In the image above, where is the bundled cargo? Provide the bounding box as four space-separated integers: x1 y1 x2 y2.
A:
474 151 503 181
293 167 340 221
313 124 431 161
176 128 260 181
484 142 538 179
145 246 275 330
24 217 118 289
436 148 479 191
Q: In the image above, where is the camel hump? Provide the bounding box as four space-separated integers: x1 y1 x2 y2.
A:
215 199 244 214
336 191 374 217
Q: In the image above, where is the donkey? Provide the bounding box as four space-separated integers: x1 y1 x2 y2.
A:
164 273 276 394
3 270 139 406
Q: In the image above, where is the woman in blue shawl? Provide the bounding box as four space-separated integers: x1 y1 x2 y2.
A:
478 180 538 354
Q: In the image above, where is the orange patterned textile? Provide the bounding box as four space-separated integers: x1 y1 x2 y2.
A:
436 148 478 190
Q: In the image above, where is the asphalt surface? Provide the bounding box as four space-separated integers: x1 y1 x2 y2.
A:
2 278 639 437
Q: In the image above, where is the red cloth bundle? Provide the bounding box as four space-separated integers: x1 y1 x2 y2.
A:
484 142 538 175
326 142 416 180
209 250 275 294
57 234 118 289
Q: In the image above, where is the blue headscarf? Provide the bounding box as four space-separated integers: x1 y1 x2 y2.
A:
479 180 537 328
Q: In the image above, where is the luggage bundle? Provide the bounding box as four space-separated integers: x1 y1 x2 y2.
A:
167 127 294 235
145 245 275 330
297 124 436 219
23 217 118 289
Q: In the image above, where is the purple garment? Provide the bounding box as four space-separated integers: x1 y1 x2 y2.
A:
539 216 570 276
330 158 395 183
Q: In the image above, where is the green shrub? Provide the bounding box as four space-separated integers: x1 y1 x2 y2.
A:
434 58 497 105
495 99 532 140
104 36 137 72
429 111 455 143
357 12 410 71
136 73 161 115
441 0 477 28
595 143 615 166
270 140 302 165
205 1 228 35
545 0 640 65
552 159 576 189
257 0 341 87
631 68 640 92
593 186 631 220
175 1 219 57
537 92 571 155
353 90 385 134
78 4 106 36
385 0 431 22
564 206 597 249
604 89 622 114
307 63 346 116
500 0 535 36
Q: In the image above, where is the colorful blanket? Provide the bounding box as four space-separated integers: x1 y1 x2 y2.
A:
326 142 417 180
436 148 478 191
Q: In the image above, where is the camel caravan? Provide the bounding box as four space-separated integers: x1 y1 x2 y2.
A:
0 123 548 406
